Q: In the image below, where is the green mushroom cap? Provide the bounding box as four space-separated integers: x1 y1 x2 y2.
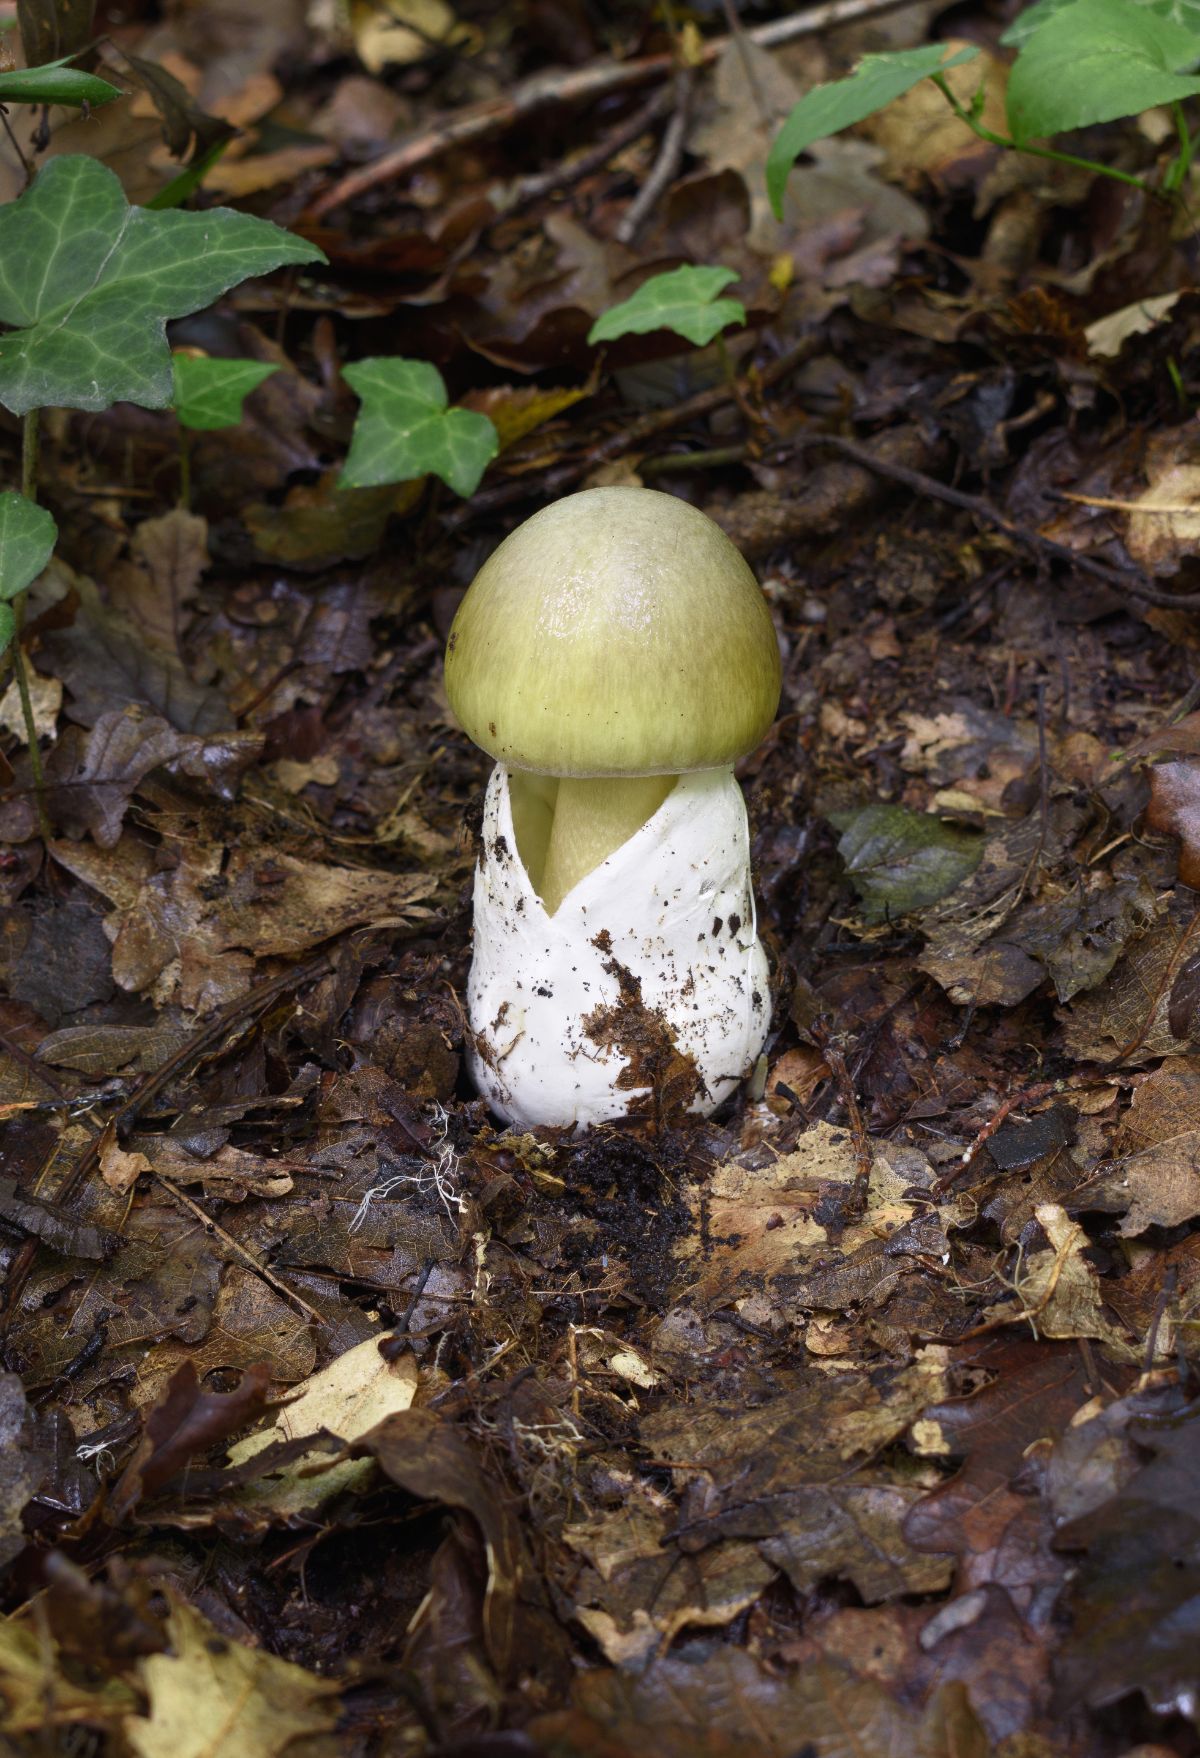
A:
444 486 781 778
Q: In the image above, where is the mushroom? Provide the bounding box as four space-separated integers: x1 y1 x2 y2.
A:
445 485 781 1129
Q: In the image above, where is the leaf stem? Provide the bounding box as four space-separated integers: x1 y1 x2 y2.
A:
9 597 51 843
14 409 51 843
22 408 39 500
931 75 1156 197
1164 100 1194 194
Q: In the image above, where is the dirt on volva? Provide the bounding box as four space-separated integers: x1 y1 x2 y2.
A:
4 0 1200 1754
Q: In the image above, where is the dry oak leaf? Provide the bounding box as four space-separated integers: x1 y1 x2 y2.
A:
976 1202 1134 1356
109 508 208 661
0 1616 138 1738
563 1489 773 1667
1060 899 1200 1065
228 1334 419 1515
125 1591 339 1758
1078 1057 1200 1235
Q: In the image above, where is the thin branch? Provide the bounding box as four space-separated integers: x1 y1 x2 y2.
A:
445 333 821 528
615 66 694 244
306 0 923 219
154 1170 326 1327
790 431 1200 609
506 83 672 209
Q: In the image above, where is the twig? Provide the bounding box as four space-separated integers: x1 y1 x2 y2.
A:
789 431 1200 609
721 0 774 129
54 951 333 1209
0 104 32 185
640 443 749 476
615 66 694 245
305 0 924 219
154 1170 325 1326
446 332 820 529
0 951 336 1332
506 84 672 210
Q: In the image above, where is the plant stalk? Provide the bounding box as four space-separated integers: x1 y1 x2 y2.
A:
13 409 52 842
179 426 191 509
1164 101 1194 194
931 76 1156 197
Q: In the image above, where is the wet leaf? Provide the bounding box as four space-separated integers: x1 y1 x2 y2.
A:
1079 1058 1200 1233
589 266 745 349
356 1408 523 1677
905 1337 1095 1596
121 50 237 163
531 1650 967 1758
36 566 233 734
976 1203 1133 1354
0 1178 119 1260
115 508 209 660
37 707 261 848
110 1359 272 1520
1055 1399 1200 1724
1145 760 1200 886
833 803 982 923
0 156 324 416
0 1375 47 1572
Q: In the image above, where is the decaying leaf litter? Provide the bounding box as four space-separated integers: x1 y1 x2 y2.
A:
2 0 1200 1750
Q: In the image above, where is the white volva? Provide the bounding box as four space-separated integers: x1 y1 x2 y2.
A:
466 763 771 1130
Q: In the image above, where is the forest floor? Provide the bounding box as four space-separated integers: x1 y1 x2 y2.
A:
2 1 1200 1754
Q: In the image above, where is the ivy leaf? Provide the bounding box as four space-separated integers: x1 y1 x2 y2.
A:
766 44 980 217
1003 0 1200 48
0 155 325 417
172 355 279 430
588 266 745 349
0 491 57 653
0 60 121 107
832 803 982 923
340 358 499 498
1007 0 1200 140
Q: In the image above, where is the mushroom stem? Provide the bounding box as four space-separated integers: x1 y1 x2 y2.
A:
540 774 675 914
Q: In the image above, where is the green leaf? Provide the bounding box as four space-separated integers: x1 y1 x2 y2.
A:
146 140 232 212
1007 0 1200 140
0 491 57 603
172 354 278 430
588 266 745 348
0 155 326 417
0 60 121 107
1003 0 1200 47
340 359 499 498
766 45 980 218
0 490 56 657
832 803 982 923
